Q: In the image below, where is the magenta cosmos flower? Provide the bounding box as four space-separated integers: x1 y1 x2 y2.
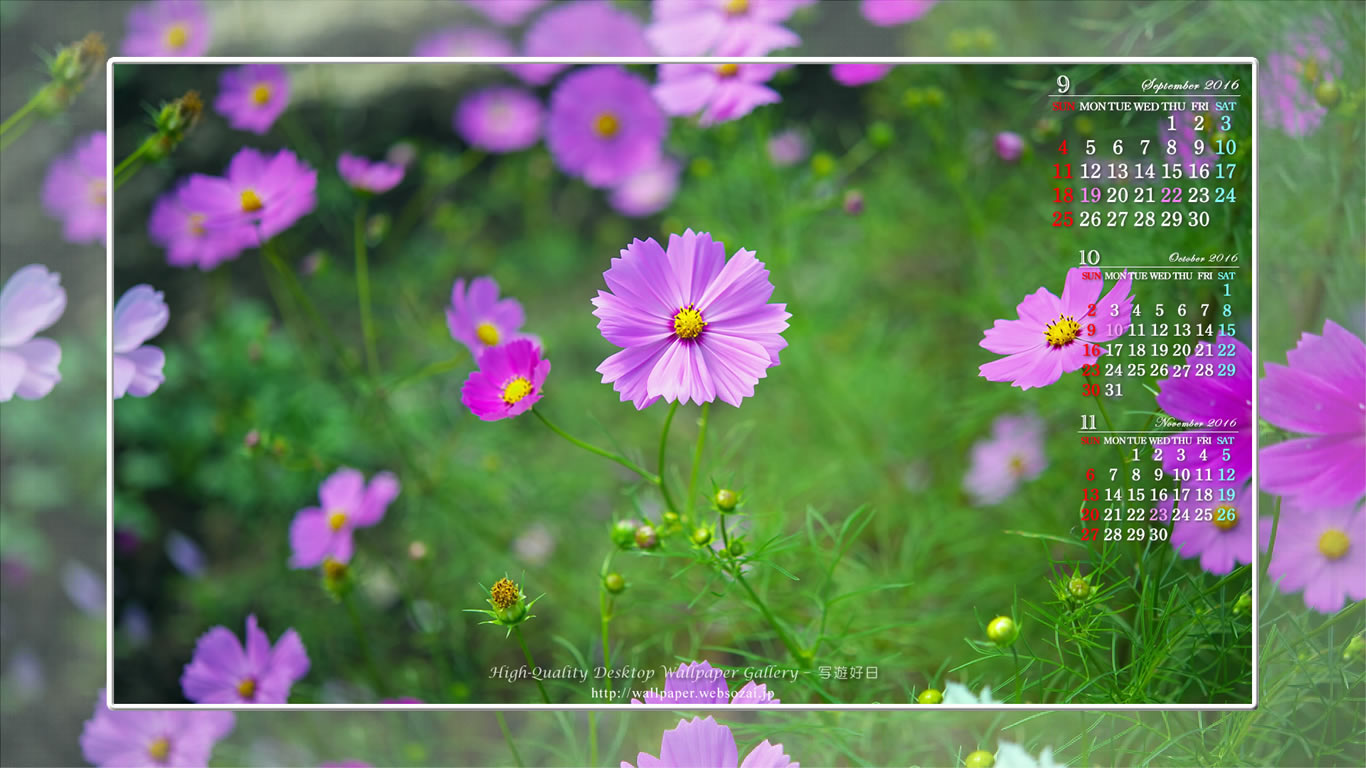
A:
461 339 550 422
181 615 309 703
289 468 400 568
42 131 106 246
215 64 290 135
81 690 234 768
1260 320 1365 508
979 267 1133 390
337 153 405 194
412 27 513 58
1262 23 1343 137
610 156 682 218
995 131 1025 162
511 1 652 85
646 0 810 56
593 230 790 410
548 66 667 189
962 413 1047 506
0 265 65 403
1155 336 1252 483
633 660 778 705
860 0 938 26
122 0 212 56
113 285 169 399
455 87 544 153
1261 501 1364 614
1165 478 1253 576
654 46 790 126
446 276 528 357
624 716 797 768
180 147 317 245
468 0 546 26
149 179 252 269
766 128 808 167
831 63 892 87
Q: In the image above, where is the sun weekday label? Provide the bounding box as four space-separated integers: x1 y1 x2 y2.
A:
106 58 1255 711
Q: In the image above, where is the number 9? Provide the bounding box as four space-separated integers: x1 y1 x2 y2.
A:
1057 75 1071 94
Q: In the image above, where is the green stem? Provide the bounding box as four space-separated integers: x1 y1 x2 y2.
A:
686 403 710 519
532 408 658 484
113 137 156 189
731 564 807 667
1011 645 1024 703
387 353 466 391
599 550 615 699
588 711 598 768
495 712 524 768
342 591 389 697
263 239 354 373
513 626 551 704
354 199 380 380
657 401 681 516
0 93 42 149
1261 496 1281 587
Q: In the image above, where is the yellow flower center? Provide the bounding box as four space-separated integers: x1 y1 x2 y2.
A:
165 23 189 50
673 305 706 339
322 557 348 581
502 376 532 405
327 509 348 531
236 677 257 699
475 322 500 347
491 577 521 609
716 63 740 78
240 188 263 212
188 213 206 236
1300 56 1320 85
1318 528 1350 560
251 84 272 105
1043 314 1081 348
724 0 749 15
147 737 171 762
89 179 106 207
1008 455 1025 477
593 112 620 138
1213 504 1238 531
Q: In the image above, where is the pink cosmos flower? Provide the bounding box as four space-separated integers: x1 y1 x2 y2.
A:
180 147 317 246
831 63 892 86
113 285 169 399
337 153 405 195
646 0 811 56
81 690 234 767
0 265 65 403
1155 336 1253 482
121 0 212 56
1262 22 1343 137
623 716 796 768
468 0 546 26
633 660 778 704
1166 478 1253 576
1259 320 1365 509
547 66 667 189
1260 501 1364 614
181 615 309 703
461 339 550 422
860 0 938 26
995 131 1024 162
654 45 790 126
455 87 544 153
978 267 1133 390
511 1 653 85
609 156 682 218
1160 110 1215 174
289 468 400 568
593 230 790 410
446 276 528 357
766 129 808 167
42 131 106 246
149 179 252 269
412 27 513 58
214 64 290 135
962 413 1047 506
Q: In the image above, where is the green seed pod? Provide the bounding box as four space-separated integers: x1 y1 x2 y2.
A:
986 615 1018 646
691 527 712 547
603 572 626 594
916 688 942 704
715 488 739 512
1068 577 1091 600
964 749 995 768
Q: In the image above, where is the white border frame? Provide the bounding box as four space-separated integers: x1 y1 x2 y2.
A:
106 56 1259 711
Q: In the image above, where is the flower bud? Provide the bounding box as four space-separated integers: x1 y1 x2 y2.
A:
243 429 261 449
690 157 715 178
986 615 1018 646
1067 577 1091 600
611 519 639 550
603 572 626 594
1232 591 1251 616
964 750 995 768
810 151 836 177
408 540 429 561
1074 116 1095 136
994 132 1024 163
715 488 739 512
634 524 659 551
923 87 945 107
41 33 105 113
1315 80 1341 109
661 511 680 528
691 527 712 547
727 540 745 558
867 120 894 148
902 87 925 109
490 577 527 623
147 91 203 160
916 688 942 704
1343 633 1364 663
322 557 353 599
842 189 864 216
